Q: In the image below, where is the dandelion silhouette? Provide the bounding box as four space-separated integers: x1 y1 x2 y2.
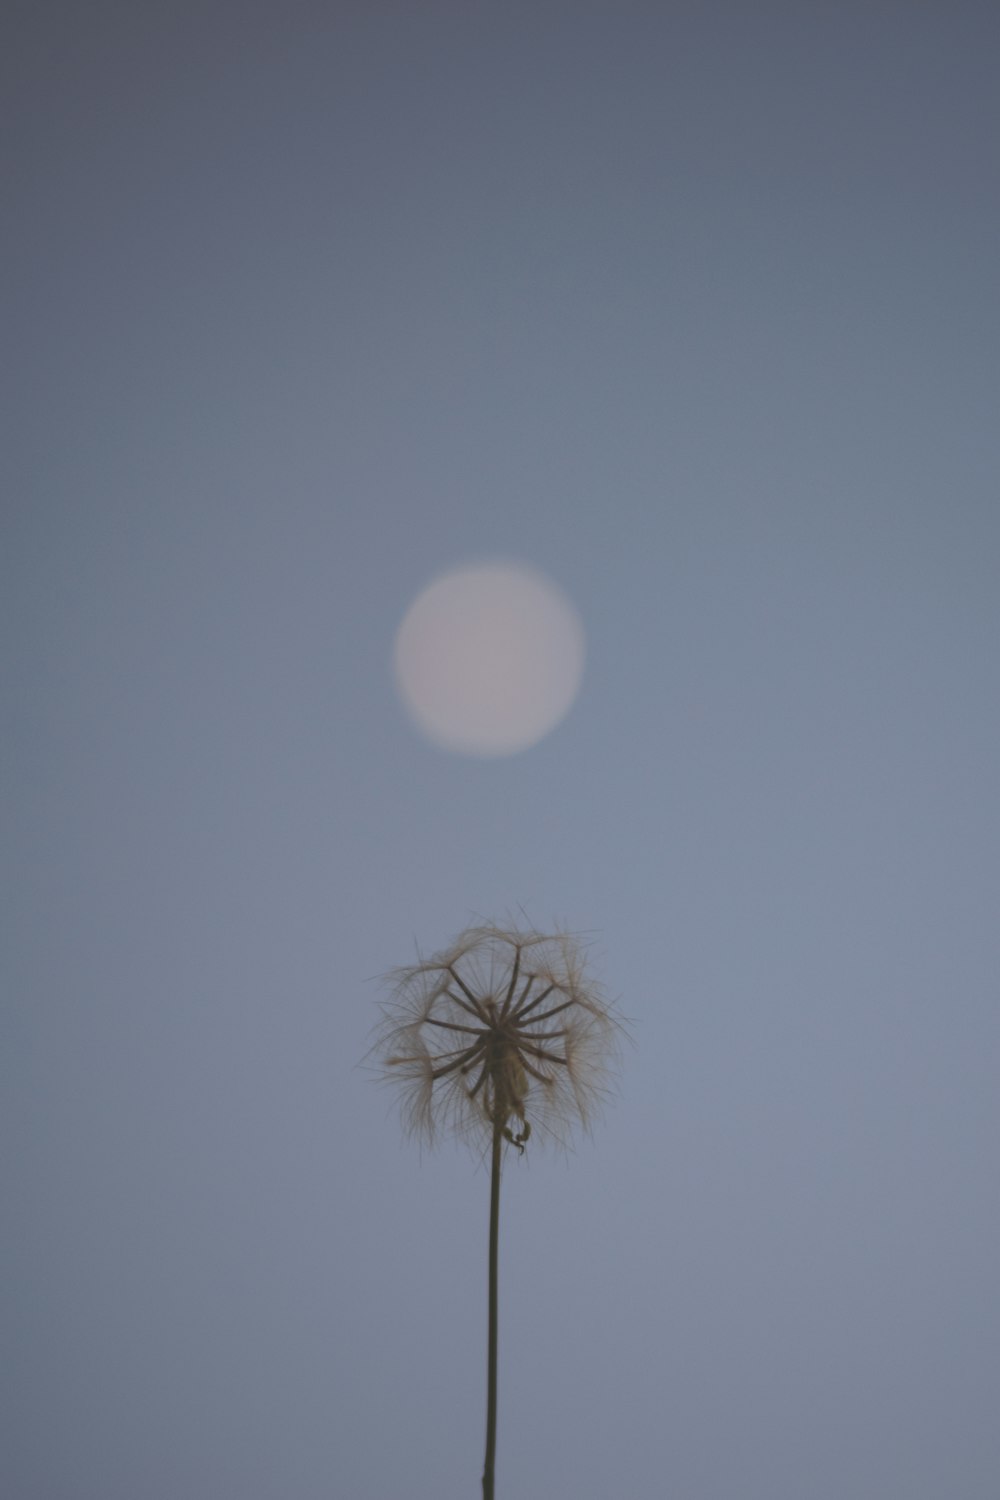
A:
372 922 624 1500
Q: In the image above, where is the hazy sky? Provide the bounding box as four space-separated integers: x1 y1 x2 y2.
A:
4 4 999 1497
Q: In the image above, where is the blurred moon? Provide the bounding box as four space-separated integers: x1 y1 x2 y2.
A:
394 562 586 756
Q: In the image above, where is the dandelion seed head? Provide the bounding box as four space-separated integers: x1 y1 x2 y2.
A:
371 922 624 1152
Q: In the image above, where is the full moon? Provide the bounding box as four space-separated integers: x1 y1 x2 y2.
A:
393 562 586 756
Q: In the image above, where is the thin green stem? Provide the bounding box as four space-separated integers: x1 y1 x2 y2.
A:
482 1123 502 1500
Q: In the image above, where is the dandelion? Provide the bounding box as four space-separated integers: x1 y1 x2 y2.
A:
371 922 624 1500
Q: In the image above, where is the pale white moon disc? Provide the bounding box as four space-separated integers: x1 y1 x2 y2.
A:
393 562 586 756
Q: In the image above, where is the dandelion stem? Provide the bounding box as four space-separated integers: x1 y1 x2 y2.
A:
482 1121 502 1500
447 968 487 1017
467 1055 490 1094
517 1041 569 1067
512 982 556 1021
445 990 488 1024
429 1041 484 1079
504 970 535 1022
499 946 521 1018
517 996 575 1026
423 1016 484 1036
519 1052 565 1083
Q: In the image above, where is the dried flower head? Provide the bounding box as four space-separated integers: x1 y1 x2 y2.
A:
373 923 622 1152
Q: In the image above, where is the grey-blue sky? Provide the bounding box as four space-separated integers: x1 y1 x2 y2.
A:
3 3 999 1497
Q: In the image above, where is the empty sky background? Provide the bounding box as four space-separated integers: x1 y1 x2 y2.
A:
4 3 999 1497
